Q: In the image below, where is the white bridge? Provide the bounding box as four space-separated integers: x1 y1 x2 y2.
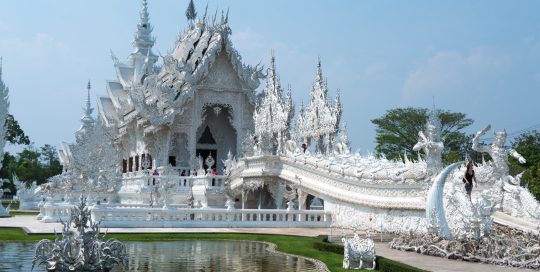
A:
229 154 428 211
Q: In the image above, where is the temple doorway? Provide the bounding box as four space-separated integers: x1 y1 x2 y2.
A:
196 104 237 171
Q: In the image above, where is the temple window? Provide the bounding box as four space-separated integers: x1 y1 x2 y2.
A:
135 155 140 171
128 157 133 172
122 159 127 173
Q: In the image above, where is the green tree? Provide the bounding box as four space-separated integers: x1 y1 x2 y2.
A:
0 152 18 194
40 144 63 180
371 107 474 163
509 130 540 200
15 146 43 184
4 114 30 145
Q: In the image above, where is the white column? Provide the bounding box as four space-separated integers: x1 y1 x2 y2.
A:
297 189 307 221
241 190 246 221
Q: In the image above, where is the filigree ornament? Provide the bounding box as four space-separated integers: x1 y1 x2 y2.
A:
32 196 127 271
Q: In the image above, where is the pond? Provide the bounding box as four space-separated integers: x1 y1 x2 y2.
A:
0 240 320 271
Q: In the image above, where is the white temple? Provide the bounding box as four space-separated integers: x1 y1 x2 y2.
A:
17 1 537 237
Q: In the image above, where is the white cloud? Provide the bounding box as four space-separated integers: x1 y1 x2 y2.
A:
402 47 509 102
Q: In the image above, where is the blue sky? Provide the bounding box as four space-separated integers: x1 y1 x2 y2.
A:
1 0 539 153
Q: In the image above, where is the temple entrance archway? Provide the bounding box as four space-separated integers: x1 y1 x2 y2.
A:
196 104 237 172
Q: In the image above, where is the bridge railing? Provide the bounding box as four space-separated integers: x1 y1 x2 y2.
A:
91 205 331 228
121 175 226 190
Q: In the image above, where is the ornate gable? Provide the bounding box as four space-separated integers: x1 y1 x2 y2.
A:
200 51 242 90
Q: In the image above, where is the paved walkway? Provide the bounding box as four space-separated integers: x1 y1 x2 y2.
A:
374 243 530 272
0 216 535 272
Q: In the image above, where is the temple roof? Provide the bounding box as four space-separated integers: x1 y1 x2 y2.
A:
101 2 264 131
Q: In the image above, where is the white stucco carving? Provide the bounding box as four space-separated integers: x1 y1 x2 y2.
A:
0 58 8 168
413 109 443 175
295 59 341 154
253 54 293 155
342 233 376 270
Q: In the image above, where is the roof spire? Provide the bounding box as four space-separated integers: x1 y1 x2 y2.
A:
81 80 95 126
132 0 156 56
186 0 197 26
316 57 323 83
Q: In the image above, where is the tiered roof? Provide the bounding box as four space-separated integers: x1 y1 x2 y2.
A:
99 1 263 134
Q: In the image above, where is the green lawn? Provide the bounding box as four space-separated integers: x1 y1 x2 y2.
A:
8 211 39 216
0 227 425 272
1 200 19 210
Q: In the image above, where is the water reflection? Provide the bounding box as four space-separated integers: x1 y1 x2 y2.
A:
0 240 318 272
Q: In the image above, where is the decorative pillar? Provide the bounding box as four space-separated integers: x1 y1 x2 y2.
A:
297 189 307 221
241 189 246 221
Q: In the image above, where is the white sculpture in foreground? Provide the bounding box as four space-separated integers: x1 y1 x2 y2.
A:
342 233 376 270
33 196 127 271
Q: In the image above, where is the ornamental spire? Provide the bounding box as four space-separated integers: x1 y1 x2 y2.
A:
132 0 156 57
186 0 197 26
253 53 293 155
81 80 95 126
296 58 342 154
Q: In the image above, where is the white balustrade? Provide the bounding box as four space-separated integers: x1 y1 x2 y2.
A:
40 202 76 223
91 206 331 228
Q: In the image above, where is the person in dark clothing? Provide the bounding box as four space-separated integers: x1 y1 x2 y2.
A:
152 169 159 186
463 160 477 202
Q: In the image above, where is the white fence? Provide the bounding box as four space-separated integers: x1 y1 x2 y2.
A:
40 202 75 223
91 206 331 228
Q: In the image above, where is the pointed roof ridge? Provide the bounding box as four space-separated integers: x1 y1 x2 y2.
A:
82 80 95 126
316 57 324 86
186 0 197 23
140 0 150 25
132 0 156 56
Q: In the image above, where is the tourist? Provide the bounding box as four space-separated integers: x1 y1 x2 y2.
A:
302 143 307 153
152 169 159 186
462 161 476 202
211 168 218 175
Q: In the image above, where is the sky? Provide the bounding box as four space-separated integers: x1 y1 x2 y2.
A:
1 0 540 154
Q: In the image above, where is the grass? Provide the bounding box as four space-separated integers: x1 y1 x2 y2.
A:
0 228 424 272
1 200 19 210
8 211 39 216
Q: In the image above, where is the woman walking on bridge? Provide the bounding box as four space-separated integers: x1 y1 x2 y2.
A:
463 161 477 202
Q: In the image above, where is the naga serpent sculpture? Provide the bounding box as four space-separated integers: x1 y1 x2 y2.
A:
426 161 464 240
